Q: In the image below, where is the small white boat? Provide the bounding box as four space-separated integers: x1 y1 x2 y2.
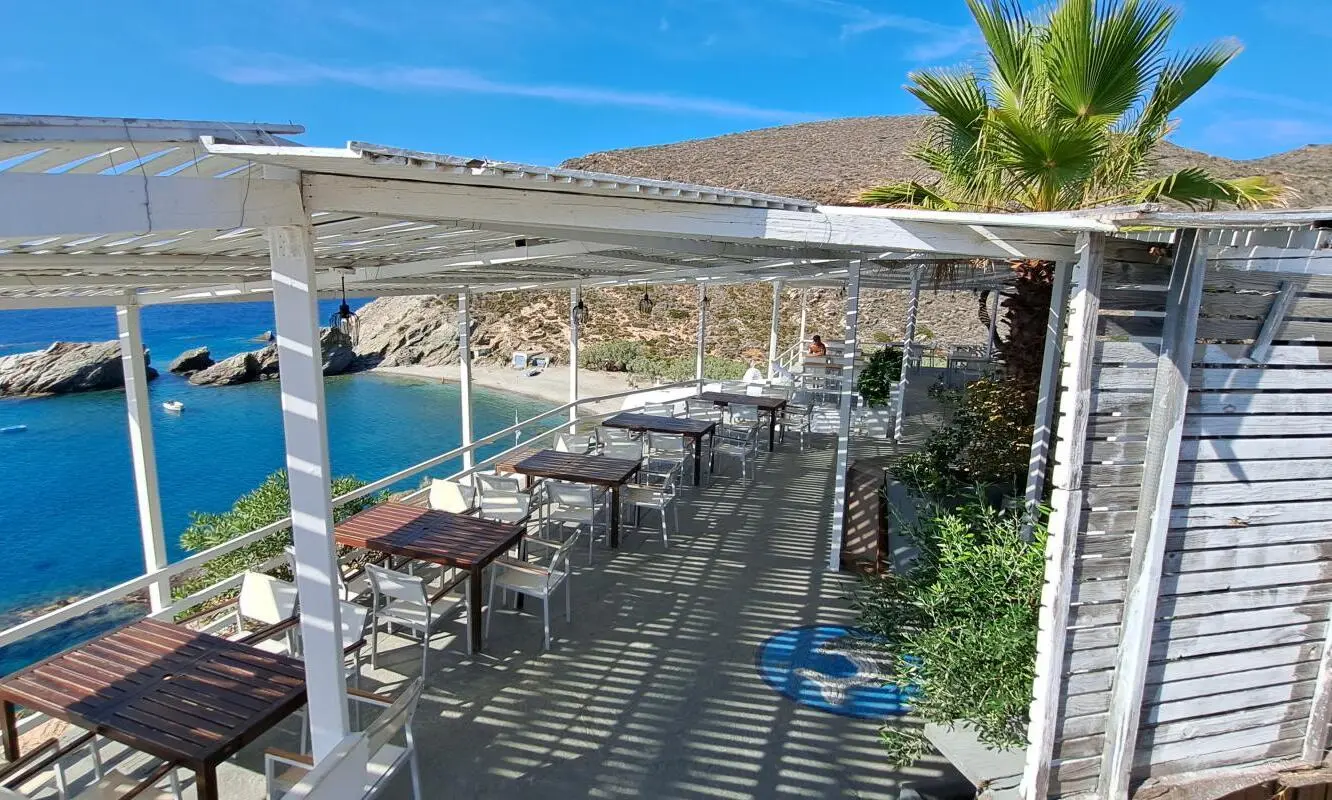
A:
162 400 185 413
0 424 26 434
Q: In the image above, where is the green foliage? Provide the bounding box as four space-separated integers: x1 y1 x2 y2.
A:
892 377 1034 501
176 470 385 596
854 498 1048 763
578 339 746 381
856 347 903 407
859 0 1285 212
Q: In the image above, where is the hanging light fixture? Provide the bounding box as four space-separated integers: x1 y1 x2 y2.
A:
637 289 655 316
573 296 591 326
329 277 359 344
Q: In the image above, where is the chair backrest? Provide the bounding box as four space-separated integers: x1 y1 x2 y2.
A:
280 734 370 800
744 383 764 396
762 385 793 399
730 404 760 423
545 480 594 507
554 434 591 454
428 479 475 513
597 426 635 443
641 402 675 417
364 564 426 606
648 432 685 454
339 601 370 650
720 380 746 394
364 678 424 761
239 572 299 626
479 490 531 522
476 472 523 494
601 440 643 462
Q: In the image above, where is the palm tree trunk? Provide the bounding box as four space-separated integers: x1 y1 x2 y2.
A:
995 260 1054 411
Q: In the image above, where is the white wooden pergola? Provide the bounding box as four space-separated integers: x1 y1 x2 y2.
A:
23 115 1331 794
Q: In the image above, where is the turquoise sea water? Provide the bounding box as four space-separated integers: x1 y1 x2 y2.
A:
0 302 555 673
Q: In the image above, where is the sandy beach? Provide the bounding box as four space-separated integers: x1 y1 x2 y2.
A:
373 363 657 414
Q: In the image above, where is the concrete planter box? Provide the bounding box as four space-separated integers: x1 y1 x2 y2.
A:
923 722 1025 799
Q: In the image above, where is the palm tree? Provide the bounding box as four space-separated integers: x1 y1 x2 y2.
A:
861 0 1287 392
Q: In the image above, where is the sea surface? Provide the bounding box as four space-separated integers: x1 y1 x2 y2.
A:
0 301 555 673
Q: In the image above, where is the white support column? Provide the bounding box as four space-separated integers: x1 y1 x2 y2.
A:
767 280 783 379
1098 230 1208 800
695 285 708 386
893 266 922 442
268 223 349 761
115 302 169 611
569 287 581 427
797 289 809 368
984 287 1000 360
828 261 861 571
458 291 475 472
1024 262 1073 518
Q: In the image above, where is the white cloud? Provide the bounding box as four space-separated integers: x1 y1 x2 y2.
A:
1200 117 1332 148
779 0 979 61
195 49 820 123
1204 86 1332 120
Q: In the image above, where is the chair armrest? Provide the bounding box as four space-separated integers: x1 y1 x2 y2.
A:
493 556 549 577
118 760 181 800
173 596 239 626
346 687 393 708
343 638 367 657
265 747 316 769
238 615 299 646
0 737 59 786
523 536 565 551
428 571 469 604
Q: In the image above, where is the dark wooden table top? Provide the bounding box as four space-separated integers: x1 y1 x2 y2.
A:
602 412 717 436
0 617 306 770
335 503 522 570
510 450 641 487
696 391 787 410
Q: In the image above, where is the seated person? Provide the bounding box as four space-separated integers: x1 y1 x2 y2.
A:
808 335 828 357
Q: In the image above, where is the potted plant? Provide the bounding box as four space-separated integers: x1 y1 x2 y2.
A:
853 346 903 436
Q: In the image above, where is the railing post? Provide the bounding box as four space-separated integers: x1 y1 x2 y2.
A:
893 266 922 442
268 221 350 760
695 284 707 387
767 279 783 379
984 286 1000 360
569 286 581 429
458 291 475 472
115 301 169 611
828 260 861 571
797 288 809 365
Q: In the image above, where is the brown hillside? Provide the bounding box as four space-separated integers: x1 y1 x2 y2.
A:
564 114 1331 207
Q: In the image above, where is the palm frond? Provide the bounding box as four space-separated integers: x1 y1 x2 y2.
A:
968 0 1036 107
859 182 962 210
1131 40 1241 142
908 68 990 138
1044 0 1173 123
1132 168 1292 210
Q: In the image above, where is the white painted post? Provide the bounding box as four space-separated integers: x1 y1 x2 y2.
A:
893 266 922 442
828 261 861 572
1020 233 1105 800
268 223 349 761
115 302 169 611
767 280 783 379
1098 230 1208 800
569 287 581 427
984 287 1000 360
458 291 475 472
798 289 809 360
695 284 707 387
1024 262 1073 518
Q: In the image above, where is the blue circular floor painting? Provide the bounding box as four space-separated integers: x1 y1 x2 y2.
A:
756 625 912 719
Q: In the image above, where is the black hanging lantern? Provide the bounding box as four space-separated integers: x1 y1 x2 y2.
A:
637 290 655 316
573 296 591 326
329 277 359 344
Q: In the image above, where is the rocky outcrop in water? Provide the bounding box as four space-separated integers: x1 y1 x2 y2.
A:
188 329 355 386
168 347 213 376
0 341 156 397
351 295 462 369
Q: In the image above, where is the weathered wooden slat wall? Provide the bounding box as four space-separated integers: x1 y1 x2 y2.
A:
1042 227 1332 798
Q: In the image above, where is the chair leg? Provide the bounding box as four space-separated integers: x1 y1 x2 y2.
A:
542 597 552 651
168 769 182 800
565 578 572 622
370 613 380 670
409 749 423 800
485 576 496 643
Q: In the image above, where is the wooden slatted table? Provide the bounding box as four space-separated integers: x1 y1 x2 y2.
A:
600 412 717 486
506 450 641 548
335 503 523 653
696 391 788 451
0 618 306 800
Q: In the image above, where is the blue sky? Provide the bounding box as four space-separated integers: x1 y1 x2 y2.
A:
3 0 1329 165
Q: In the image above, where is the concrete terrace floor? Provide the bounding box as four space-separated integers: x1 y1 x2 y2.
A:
33 379 971 799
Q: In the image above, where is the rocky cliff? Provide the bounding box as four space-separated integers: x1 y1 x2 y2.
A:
0 341 157 397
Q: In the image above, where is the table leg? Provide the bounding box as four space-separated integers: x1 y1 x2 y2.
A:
610 486 621 549
197 765 219 800
2 701 16 761
692 436 702 486
768 411 777 451
469 567 485 652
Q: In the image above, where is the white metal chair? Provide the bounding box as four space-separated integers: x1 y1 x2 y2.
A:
283 546 379 604
542 481 610 564
476 472 524 495
727 403 760 426
554 433 594 454
712 423 759 481
266 679 424 800
778 402 813 451
427 479 475 514
685 399 723 423
0 733 182 800
641 401 676 417
597 426 638 446
478 489 533 525
486 533 578 650
293 601 372 754
364 564 470 676
621 481 678 548
600 439 645 464
191 572 299 653
644 432 687 489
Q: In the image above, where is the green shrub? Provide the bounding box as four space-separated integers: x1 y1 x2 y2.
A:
176 470 385 597
892 376 1034 501
856 346 902 407
578 340 644 372
577 339 746 381
853 498 1047 764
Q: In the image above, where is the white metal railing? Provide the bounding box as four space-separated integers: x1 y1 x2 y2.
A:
0 379 699 652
